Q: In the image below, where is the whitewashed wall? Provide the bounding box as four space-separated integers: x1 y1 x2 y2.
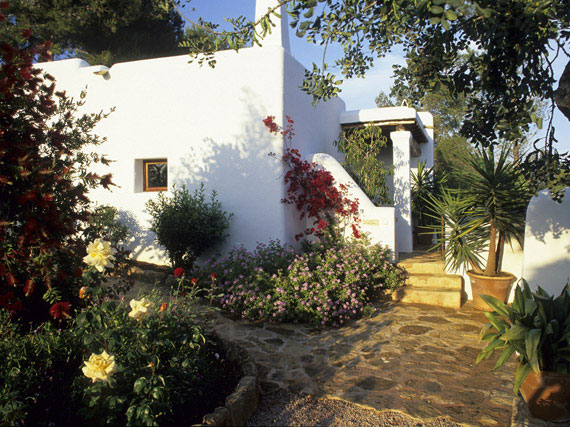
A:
282 53 347 243
522 188 570 296
36 48 306 265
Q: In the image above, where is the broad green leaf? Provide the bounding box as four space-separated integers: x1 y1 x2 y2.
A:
430 6 444 14
503 324 529 341
133 377 147 394
493 346 515 370
480 294 509 317
514 363 532 394
445 10 458 21
524 298 537 317
484 311 509 332
525 329 541 373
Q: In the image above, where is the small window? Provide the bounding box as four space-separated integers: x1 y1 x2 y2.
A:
143 159 167 191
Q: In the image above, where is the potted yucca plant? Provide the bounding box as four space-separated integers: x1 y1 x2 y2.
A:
426 148 530 310
477 280 570 422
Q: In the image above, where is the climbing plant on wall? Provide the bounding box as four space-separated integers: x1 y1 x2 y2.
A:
334 125 393 206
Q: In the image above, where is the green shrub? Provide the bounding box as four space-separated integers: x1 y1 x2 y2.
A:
0 289 236 425
146 184 233 269
0 311 83 425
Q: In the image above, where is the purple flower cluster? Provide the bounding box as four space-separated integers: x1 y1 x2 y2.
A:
200 240 404 327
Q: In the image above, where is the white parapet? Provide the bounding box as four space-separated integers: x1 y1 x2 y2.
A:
311 153 396 260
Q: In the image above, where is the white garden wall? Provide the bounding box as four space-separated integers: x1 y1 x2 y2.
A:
311 154 396 260
522 188 570 296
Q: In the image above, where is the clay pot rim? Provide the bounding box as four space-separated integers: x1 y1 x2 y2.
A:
467 270 516 281
524 367 570 379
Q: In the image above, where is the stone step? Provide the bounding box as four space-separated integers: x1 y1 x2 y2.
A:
391 286 462 309
405 273 463 290
398 259 447 275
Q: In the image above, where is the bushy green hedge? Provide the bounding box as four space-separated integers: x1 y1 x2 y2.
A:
146 184 232 269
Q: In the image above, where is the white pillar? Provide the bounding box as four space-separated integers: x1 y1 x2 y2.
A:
391 130 413 253
417 112 434 169
255 0 291 54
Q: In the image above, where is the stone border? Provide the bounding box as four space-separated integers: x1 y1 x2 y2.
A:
199 338 261 426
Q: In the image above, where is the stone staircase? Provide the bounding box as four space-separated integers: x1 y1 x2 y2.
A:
392 250 464 308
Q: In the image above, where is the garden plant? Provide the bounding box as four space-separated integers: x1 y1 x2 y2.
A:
146 183 233 269
1 238 238 425
0 7 115 323
478 280 570 421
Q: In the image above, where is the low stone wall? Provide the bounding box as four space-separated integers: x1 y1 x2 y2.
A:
200 339 261 426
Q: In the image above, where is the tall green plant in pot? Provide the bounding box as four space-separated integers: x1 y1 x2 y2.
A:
477 281 570 422
426 149 530 310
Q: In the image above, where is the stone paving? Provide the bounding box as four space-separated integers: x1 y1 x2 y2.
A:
204 300 516 427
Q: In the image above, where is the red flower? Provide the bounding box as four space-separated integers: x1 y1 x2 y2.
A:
49 302 71 319
21 28 32 39
262 115 279 134
23 279 34 296
173 267 185 278
191 278 198 285
351 224 361 239
210 272 216 280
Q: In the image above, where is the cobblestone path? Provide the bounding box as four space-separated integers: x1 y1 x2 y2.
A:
207 301 515 427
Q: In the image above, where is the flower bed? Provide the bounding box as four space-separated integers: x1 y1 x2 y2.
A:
0 293 241 425
199 239 403 327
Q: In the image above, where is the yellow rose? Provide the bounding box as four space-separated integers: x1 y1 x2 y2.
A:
128 297 154 321
82 350 116 383
83 239 115 273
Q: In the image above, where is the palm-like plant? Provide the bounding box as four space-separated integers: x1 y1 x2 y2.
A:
426 148 530 277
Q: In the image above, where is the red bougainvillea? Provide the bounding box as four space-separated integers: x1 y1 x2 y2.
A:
264 115 361 240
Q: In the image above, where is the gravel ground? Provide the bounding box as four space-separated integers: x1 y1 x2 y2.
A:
246 390 463 427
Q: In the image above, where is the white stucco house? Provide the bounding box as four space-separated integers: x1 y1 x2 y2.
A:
36 0 434 266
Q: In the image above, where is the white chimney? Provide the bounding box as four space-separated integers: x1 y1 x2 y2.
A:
254 0 291 55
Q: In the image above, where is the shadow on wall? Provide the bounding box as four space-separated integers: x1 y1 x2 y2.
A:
525 199 568 243
117 209 157 262
524 257 570 296
166 88 294 262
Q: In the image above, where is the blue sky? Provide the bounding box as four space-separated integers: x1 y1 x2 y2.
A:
180 0 570 154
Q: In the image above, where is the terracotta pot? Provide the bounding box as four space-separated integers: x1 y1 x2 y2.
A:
520 369 570 422
467 270 515 311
